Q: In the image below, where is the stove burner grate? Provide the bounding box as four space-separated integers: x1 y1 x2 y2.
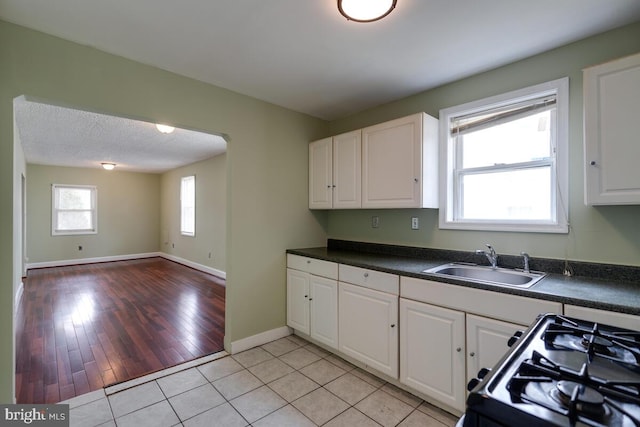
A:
544 317 640 365
507 351 640 426
554 380 606 418
582 334 615 356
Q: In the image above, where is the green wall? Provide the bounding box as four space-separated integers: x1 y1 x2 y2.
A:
1 20 329 403
327 22 640 266
26 165 161 262
160 154 227 274
26 154 227 274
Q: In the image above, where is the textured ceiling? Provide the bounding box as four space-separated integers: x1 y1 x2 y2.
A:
15 97 227 173
2 1 640 121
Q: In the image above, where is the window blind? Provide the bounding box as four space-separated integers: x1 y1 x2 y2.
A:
450 95 556 136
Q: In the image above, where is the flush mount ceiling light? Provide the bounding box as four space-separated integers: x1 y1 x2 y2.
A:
155 123 175 134
338 0 397 22
101 163 116 170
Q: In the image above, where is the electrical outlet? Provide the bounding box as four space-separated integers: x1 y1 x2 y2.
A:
372 216 380 228
411 217 419 230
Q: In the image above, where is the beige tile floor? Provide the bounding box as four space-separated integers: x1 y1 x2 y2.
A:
63 334 459 426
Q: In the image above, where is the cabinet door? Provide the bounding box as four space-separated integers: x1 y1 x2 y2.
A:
333 130 361 209
584 52 640 205
399 298 465 412
309 137 333 209
466 314 523 382
338 282 398 377
286 268 310 334
362 114 422 208
564 305 640 330
309 276 338 349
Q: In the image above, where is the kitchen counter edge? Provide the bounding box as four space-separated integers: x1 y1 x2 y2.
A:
286 247 640 317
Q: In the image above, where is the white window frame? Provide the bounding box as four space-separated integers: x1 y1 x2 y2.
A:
52 184 98 236
180 175 196 237
439 78 569 233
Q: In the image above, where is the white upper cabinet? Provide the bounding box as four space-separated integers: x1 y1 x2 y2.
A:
309 130 361 209
362 113 438 209
309 113 438 210
309 137 333 209
333 130 362 209
584 52 640 205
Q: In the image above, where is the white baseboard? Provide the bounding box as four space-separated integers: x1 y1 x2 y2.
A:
159 253 226 281
26 252 162 270
25 252 226 282
230 326 292 354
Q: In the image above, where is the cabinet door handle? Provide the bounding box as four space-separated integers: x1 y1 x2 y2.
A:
456 347 462 353
414 178 419 182
306 260 311 264
309 298 313 301
304 295 308 298
364 272 369 278
590 160 596 166
470 352 475 357
390 324 396 328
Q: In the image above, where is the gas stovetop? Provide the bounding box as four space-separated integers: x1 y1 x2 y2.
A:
464 313 640 427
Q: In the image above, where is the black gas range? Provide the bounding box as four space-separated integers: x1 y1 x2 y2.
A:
462 313 640 427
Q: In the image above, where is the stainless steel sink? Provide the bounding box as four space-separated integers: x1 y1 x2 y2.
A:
423 263 546 288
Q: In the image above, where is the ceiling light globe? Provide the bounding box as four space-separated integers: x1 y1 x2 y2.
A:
338 0 397 22
156 124 175 134
101 163 115 170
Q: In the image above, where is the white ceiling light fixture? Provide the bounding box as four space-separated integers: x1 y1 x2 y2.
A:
101 162 116 170
155 123 175 134
338 0 397 23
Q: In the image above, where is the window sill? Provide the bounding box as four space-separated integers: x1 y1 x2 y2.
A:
439 220 568 234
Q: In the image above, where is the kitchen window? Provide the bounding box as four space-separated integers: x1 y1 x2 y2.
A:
439 78 569 233
52 184 97 235
181 175 195 236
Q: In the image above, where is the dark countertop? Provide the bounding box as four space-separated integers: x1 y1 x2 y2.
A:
286 243 640 317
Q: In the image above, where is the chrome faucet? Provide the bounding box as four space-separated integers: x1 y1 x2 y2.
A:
476 244 498 269
521 252 530 273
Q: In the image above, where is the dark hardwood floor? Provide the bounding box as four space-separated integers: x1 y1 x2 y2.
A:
15 257 225 404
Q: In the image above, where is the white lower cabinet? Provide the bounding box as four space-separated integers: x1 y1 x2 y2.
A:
399 299 524 413
564 305 640 330
465 314 524 383
338 281 399 377
286 255 339 349
286 269 339 349
398 277 547 413
309 275 338 348
400 298 465 411
286 268 310 334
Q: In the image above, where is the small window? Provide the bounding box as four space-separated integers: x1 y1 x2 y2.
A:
181 175 195 236
52 184 97 235
439 78 569 233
